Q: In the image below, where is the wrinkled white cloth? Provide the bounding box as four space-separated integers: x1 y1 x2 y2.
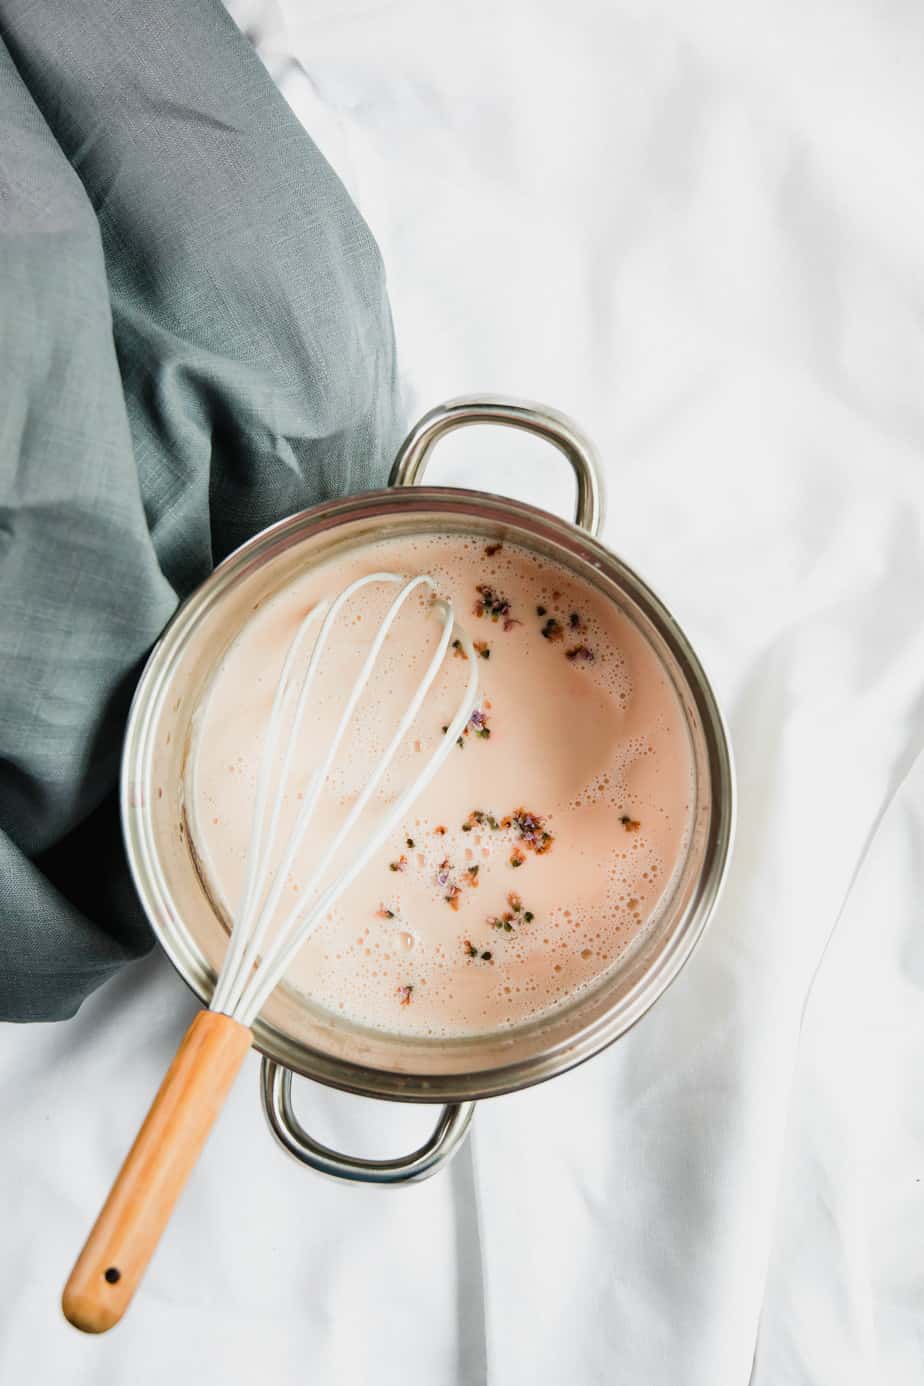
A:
3 2 922 1382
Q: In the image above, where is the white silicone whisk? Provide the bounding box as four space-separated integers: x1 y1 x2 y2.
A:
210 570 479 1023
63 570 478 1334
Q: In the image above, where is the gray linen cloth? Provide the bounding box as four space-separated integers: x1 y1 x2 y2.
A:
0 0 401 1019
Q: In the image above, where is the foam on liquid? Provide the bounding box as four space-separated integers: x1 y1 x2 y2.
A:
186 533 694 1038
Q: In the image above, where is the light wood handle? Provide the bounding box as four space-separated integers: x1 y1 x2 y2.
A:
62 1009 252 1333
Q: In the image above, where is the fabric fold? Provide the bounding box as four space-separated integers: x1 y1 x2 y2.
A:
0 0 402 1019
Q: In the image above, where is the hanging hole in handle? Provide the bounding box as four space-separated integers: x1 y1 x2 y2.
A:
389 396 605 538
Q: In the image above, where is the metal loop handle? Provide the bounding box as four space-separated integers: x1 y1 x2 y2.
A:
389 395 606 537
260 1059 475 1185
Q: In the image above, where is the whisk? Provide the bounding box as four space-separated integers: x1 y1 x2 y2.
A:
63 573 478 1334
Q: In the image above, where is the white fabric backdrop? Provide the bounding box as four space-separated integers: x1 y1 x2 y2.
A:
3 2 922 1382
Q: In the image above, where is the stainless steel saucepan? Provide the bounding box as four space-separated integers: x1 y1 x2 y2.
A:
121 396 735 1185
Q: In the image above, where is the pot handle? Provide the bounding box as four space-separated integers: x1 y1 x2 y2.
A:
389 395 606 538
260 1060 475 1185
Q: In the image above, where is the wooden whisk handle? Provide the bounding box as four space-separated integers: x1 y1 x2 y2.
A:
62 1010 252 1333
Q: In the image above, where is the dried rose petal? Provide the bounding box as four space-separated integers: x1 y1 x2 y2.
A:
474 584 513 624
436 858 452 887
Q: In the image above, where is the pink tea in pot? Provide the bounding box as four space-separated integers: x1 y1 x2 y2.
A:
187 533 694 1038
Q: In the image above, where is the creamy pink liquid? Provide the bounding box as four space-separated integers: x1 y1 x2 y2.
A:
188 534 693 1037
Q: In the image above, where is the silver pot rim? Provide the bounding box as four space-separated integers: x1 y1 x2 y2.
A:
121 402 736 1109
